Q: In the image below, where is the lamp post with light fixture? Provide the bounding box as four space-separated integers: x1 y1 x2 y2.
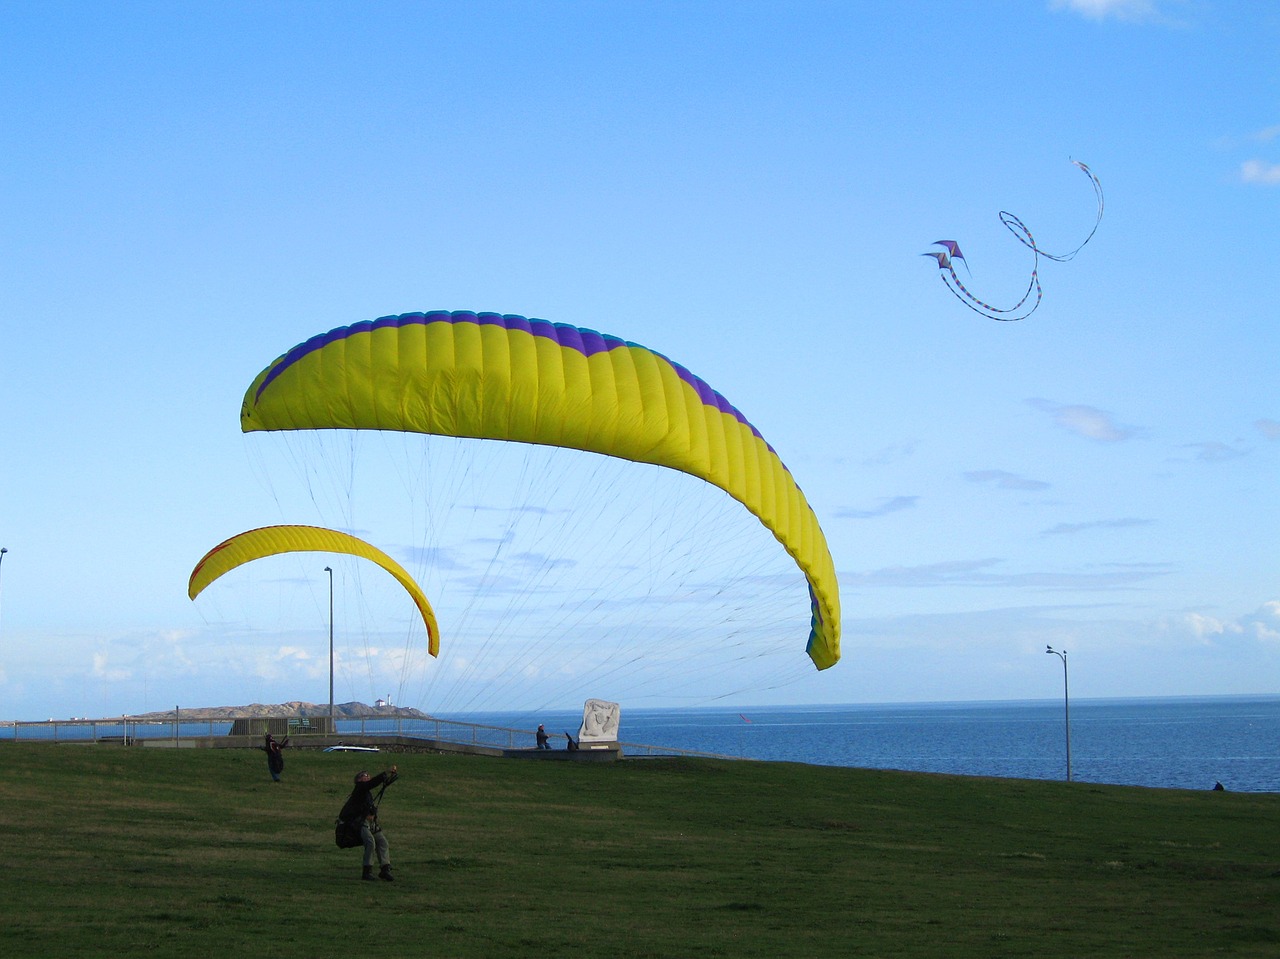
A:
1046 645 1072 782
0 547 8 638
325 566 334 730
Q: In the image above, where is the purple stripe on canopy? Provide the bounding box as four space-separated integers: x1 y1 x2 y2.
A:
251 311 769 448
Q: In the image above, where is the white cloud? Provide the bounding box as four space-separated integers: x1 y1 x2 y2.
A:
1241 160 1280 185
846 558 1001 587
1050 0 1160 22
1181 611 1232 641
1039 518 1153 536
1028 398 1138 442
965 469 1051 491
837 495 919 520
92 653 132 682
1183 440 1248 462
511 551 577 570
860 441 919 467
1240 601 1280 642
1187 440 1249 460
845 557 1168 591
1253 125 1280 143
1170 602 1280 645
1256 419 1280 440
404 545 471 571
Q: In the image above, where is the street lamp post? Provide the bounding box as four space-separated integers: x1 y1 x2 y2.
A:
1045 645 1072 781
0 547 9 635
325 566 334 731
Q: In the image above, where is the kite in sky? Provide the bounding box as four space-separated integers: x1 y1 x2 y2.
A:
924 160 1104 322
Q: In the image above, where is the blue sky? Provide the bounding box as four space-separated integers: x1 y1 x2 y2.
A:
1 0 1276 722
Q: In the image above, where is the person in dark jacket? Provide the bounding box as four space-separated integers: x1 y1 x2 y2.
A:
536 724 550 749
338 765 398 881
261 733 289 782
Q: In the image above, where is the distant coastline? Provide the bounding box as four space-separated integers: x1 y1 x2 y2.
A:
7 693 1276 727
128 700 429 722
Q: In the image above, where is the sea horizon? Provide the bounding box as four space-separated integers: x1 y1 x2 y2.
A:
7 693 1275 793
7 689 1279 725
447 693 1280 794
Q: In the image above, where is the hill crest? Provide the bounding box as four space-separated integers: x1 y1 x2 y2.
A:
135 701 428 721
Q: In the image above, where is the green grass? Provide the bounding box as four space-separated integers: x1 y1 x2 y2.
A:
1 744 1277 958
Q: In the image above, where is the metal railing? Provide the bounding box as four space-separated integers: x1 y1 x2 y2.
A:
1 717 232 744
0 715 742 760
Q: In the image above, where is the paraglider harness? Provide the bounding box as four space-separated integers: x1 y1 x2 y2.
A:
334 776 392 849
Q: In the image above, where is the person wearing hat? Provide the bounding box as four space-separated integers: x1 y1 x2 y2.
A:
338 765 399 881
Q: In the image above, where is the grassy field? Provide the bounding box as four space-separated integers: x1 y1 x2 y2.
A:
0 743 1276 958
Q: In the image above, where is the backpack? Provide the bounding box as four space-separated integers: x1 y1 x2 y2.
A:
334 774 393 848
334 819 363 849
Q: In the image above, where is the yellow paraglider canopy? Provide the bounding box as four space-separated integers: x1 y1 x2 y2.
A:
188 524 439 656
241 311 839 669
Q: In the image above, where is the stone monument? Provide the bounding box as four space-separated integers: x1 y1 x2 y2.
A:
577 698 620 747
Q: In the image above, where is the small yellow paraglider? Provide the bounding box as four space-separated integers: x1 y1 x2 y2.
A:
188 525 439 656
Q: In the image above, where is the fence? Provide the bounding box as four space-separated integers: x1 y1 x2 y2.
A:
0 714 741 760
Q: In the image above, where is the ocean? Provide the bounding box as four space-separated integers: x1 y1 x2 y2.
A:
450 695 1280 793
11 695 1276 793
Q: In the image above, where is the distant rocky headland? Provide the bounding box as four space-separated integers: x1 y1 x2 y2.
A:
132 701 429 721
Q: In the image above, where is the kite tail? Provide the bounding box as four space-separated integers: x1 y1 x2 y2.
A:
924 158 1100 322
1004 160 1104 263
941 265 1043 322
